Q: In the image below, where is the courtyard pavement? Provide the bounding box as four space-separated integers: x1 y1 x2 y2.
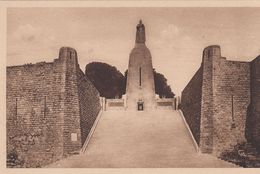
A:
47 110 238 168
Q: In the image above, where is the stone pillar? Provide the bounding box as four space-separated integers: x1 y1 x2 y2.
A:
126 20 156 110
58 47 82 154
200 45 221 153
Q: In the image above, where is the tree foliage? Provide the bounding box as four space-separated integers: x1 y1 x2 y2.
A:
153 69 175 98
85 62 175 99
85 62 125 99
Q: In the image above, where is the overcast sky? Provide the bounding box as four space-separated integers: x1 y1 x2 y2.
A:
7 8 260 96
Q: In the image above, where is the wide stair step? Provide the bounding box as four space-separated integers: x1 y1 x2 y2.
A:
47 110 238 168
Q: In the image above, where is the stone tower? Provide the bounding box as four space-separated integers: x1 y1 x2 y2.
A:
126 20 156 110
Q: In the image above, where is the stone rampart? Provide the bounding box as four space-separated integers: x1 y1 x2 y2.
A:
181 45 253 156
6 47 101 167
181 67 203 145
246 56 260 152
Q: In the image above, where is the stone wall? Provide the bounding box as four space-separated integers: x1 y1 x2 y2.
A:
7 60 65 167
181 45 252 156
105 99 125 110
212 57 250 155
181 67 203 144
59 47 82 155
6 47 101 167
77 68 101 145
156 98 176 110
246 56 260 152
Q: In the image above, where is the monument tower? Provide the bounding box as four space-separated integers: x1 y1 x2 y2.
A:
126 20 156 110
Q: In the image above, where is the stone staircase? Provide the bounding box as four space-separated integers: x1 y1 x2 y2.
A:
47 110 238 168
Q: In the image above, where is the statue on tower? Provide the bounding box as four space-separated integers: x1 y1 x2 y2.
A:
136 20 146 43
126 20 156 110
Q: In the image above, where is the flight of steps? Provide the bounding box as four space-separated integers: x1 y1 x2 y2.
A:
46 110 238 168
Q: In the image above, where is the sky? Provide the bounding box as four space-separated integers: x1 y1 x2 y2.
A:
7 7 260 96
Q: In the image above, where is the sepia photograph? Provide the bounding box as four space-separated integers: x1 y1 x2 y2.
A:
2 0 260 171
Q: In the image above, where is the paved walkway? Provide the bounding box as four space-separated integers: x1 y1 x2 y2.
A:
47 110 238 168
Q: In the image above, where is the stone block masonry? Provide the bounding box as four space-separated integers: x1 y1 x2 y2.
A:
77 68 101 145
246 56 260 152
6 47 101 167
210 48 250 155
181 67 203 145
181 45 258 156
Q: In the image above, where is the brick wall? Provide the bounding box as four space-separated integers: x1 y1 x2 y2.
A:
77 68 101 145
212 58 250 155
246 56 260 152
59 47 82 155
181 45 252 156
181 66 203 145
7 60 65 167
6 47 101 167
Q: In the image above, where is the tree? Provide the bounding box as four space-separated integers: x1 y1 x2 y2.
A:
153 69 175 98
85 62 125 99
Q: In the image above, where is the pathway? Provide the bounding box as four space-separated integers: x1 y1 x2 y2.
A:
47 110 238 168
